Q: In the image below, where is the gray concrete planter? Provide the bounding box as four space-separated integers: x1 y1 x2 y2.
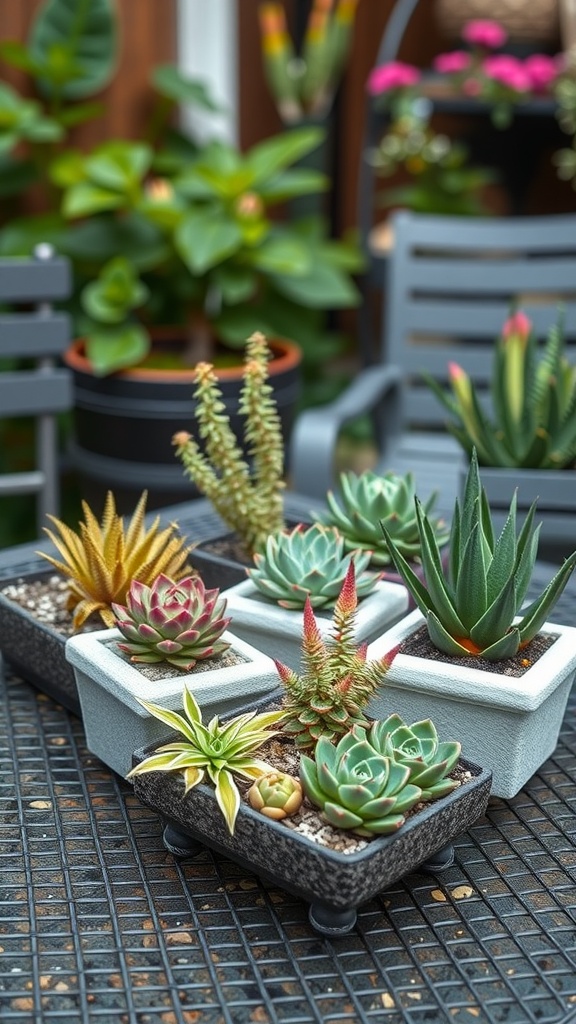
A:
458 461 576 561
367 610 576 799
65 628 280 778
221 578 409 670
131 718 491 936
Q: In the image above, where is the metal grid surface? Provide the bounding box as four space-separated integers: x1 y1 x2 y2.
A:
1 563 576 1023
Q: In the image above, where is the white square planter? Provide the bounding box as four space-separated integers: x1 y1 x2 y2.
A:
220 579 409 670
65 628 280 778
367 610 576 800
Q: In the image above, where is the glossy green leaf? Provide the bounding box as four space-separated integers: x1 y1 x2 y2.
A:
30 0 118 99
62 182 125 218
175 208 243 273
84 322 150 375
152 65 221 111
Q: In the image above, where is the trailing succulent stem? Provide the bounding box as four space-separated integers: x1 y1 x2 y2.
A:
275 562 398 749
39 491 192 629
382 449 576 660
173 331 285 557
427 310 576 468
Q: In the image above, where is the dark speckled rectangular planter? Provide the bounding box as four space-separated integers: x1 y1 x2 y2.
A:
131 726 491 936
0 567 80 715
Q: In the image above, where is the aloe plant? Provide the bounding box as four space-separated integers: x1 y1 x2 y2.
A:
426 310 576 469
382 449 576 660
127 686 286 834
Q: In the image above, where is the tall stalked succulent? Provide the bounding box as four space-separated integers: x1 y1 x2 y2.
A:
299 731 422 836
112 574 231 671
247 523 381 609
275 563 398 749
426 310 576 468
173 331 285 558
314 470 449 565
382 449 576 660
364 715 461 800
127 685 286 834
39 491 192 629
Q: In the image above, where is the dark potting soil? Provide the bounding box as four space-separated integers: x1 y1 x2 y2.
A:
401 624 557 676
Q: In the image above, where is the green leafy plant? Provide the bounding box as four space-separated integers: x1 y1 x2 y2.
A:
363 714 461 800
275 562 399 750
381 449 576 660
112 574 231 671
173 331 286 558
299 730 422 836
247 523 381 609
314 470 450 565
426 310 576 469
127 685 286 834
248 771 303 820
0 0 363 381
38 490 193 629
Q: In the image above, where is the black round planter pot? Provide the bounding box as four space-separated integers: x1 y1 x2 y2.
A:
64 336 302 513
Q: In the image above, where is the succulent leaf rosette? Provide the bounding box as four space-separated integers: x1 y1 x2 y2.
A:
366 714 461 800
248 771 303 820
248 522 381 609
39 490 192 629
382 449 576 660
112 573 231 671
127 685 286 834
299 731 422 836
314 470 449 566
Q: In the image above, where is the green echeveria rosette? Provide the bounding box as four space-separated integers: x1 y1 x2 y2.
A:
247 522 381 609
299 731 422 836
365 714 461 800
112 573 231 671
313 470 450 566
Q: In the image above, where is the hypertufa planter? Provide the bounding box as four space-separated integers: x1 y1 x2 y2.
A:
131 722 491 936
220 578 409 669
65 628 280 778
367 609 576 800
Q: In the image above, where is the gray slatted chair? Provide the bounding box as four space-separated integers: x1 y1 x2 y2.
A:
0 245 73 535
290 210 576 524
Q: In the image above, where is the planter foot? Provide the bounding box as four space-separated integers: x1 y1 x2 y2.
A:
163 825 203 859
421 844 455 873
309 903 357 936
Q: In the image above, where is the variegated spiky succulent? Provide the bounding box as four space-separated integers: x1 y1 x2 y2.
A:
127 685 286 834
247 523 381 609
275 563 399 750
173 331 285 558
314 470 449 565
248 771 303 820
382 449 576 660
299 731 422 836
426 310 576 469
364 715 461 800
112 574 231 671
39 490 192 629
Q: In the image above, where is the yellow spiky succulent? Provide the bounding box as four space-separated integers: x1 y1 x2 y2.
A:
38 491 193 630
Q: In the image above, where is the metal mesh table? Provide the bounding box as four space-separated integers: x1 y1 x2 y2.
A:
1 554 576 1023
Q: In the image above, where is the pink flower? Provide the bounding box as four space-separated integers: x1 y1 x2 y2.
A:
523 54 560 93
367 61 421 95
433 51 472 75
482 55 531 92
462 19 508 49
502 310 532 341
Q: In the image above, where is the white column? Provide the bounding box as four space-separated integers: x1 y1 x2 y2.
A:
177 0 239 145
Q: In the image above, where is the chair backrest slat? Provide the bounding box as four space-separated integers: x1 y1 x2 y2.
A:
0 313 71 357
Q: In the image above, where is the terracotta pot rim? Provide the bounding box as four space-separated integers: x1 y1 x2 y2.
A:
63 335 302 382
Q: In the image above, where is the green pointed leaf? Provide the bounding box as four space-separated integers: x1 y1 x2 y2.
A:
213 769 241 835
517 551 576 644
246 126 324 185
63 182 124 218
175 208 243 273
455 524 488 630
152 65 221 111
84 322 149 375
426 612 474 657
478 629 521 660
469 575 517 650
30 0 118 99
